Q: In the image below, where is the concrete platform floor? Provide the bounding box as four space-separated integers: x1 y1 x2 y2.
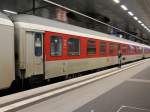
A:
74 63 150 112
13 59 150 112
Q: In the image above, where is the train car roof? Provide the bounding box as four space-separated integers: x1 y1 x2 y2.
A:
12 14 150 48
0 12 13 26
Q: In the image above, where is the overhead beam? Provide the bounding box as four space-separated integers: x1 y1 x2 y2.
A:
43 0 150 44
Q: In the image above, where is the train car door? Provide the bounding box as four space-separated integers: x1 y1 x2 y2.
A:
26 31 44 78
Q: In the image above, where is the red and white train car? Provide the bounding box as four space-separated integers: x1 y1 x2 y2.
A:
13 14 150 83
0 13 150 91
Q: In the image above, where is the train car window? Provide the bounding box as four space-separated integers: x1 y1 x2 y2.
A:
139 47 143 53
117 44 121 51
145 48 149 53
100 42 106 55
129 45 135 54
87 40 96 55
34 33 42 56
138 47 141 53
136 47 139 53
50 36 62 56
128 45 131 54
134 46 136 53
68 38 80 56
109 43 114 55
122 45 126 54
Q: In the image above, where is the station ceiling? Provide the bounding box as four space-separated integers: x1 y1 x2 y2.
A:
0 0 150 42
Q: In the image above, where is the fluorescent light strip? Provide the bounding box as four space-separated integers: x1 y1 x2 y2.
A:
128 11 134 16
121 5 128 11
141 24 145 26
138 20 142 24
113 0 120 4
133 16 138 20
3 10 17 14
113 1 150 34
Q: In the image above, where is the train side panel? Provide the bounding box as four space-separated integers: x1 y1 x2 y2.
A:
144 48 150 58
0 24 15 90
44 31 143 79
45 57 118 79
14 26 45 79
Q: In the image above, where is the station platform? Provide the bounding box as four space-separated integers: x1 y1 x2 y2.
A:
1 59 150 112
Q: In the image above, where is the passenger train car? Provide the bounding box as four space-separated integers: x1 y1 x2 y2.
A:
0 12 150 91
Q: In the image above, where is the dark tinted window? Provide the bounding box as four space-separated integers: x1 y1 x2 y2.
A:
87 40 96 55
68 38 80 56
139 47 143 53
50 36 62 56
100 42 106 55
128 46 131 53
136 47 139 53
109 43 115 55
122 45 127 54
34 33 42 56
129 45 135 54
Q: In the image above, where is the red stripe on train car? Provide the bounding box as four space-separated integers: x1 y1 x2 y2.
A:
44 31 142 61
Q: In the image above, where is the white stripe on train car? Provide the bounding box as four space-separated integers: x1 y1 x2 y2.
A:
14 22 147 48
0 18 14 26
0 60 145 112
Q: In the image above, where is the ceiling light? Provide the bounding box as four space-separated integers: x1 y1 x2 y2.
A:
3 10 17 14
113 0 120 4
121 5 128 11
138 20 142 24
128 11 134 16
133 16 138 20
141 24 144 26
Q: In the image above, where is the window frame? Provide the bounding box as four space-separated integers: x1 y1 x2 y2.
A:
100 41 107 55
109 42 115 55
34 32 43 57
87 39 96 55
122 44 127 55
129 45 136 54
67 37 81 56
50 35 63 57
